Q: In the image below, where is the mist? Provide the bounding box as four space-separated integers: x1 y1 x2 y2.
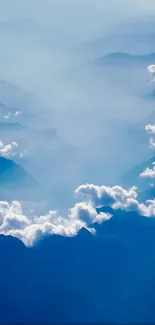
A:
0 0 155 213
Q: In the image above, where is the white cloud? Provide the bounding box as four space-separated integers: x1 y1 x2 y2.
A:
0 141 24 159
0 141 19 158
75 183 137 208
14 111 22 117
140 162 155 178
0 199 108 246
75 183 155 217
1 182 155 246
0 201 29 232
95 212 112 224
113 198 148 216
3 111 21 119
145 124 155 134
145 125 155 148
149 137 155 148
4 112 11 119
147 65 155 76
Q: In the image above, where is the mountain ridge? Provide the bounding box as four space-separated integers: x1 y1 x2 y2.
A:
0 207 155 323
96 51 155 66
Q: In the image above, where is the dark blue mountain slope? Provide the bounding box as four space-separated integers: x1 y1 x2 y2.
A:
1 207 155 323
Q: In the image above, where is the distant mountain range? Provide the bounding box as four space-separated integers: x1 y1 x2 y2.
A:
143 89 155 101
0 122 26 131
0 207 155 323
0 156 34 185
0 157 37 200
120 156 155 200
96 52 155 67
121 156 155 186
82 32 155 59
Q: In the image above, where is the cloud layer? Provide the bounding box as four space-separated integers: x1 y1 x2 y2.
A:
1 181 155 246
0 199 112 246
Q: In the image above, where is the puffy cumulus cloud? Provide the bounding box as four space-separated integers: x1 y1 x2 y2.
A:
1 182 155 246
75 183 137 208
0 140 23 158
140 162 155 178
0 201 29 232
0 141 18 158
0 200 108 246
113 198 148 216
70 202 111 225
145 199 155 216
147 65 155 76
145 124 155 134
75 183 154 217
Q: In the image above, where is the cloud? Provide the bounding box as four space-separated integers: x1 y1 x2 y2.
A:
75 183 155 216
14 111 22 117
0 141 19 158
144 125 155 148
0 199 109 246
147 64 155 76
0 5 152 203
149 137 155 148
75 183 137 208
3 111 22 120
0 201 29 231
1 181 155 246
145 124 155 134
140 162 155 178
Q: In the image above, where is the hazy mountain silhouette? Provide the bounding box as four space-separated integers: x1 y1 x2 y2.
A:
96 52 155 67
143 89 155 101
121 156 155 187
0 157 37 201
0 122 26 132
120 156 155 200
83 33 155 58
1 207 155 323
0 157 34 186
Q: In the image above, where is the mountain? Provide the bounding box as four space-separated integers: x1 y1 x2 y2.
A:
143 89 155 101
0 122 34 146
83 33 155 59
0 81 44 116
0 122 26 132
0 157 37 200
1 207 155 323
0 156 33 184
95 52 155 67
120 156 155 200
121 156 155 186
